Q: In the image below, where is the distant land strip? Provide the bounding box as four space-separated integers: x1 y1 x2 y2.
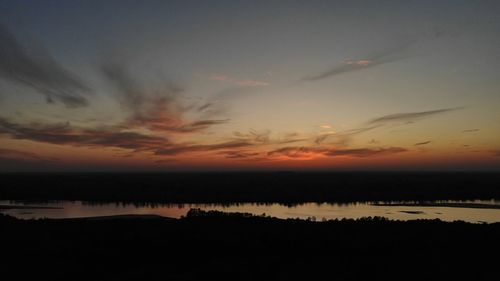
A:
373 202 500 210
1 172 499 204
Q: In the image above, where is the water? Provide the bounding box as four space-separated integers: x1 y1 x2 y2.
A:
1 200 500 223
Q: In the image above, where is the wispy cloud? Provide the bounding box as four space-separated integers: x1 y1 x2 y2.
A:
462 129 479 133
0 148 58 162
315 125 380 145
151 130 307 157
232 129 308 146
267 146 407 159
342 59 373 66
0 117 169 151
267 147 325 159
367 107 462 125
302 39 415 82
233 129 271 144
0 117 259 158
312 107 460 154
0 60 237 159
154 140 253 156
0 114 413 162
0 24 90 107
324 147 408 157
153 129 307 157
209 74 269 87
174 119 230 133
197 102 212 112
414 141 432 146
101 61 229 133
217 150 260 159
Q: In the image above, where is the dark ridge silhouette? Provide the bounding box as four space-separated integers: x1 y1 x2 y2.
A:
0 204 62 210
1 211 499 281
1 172 499 204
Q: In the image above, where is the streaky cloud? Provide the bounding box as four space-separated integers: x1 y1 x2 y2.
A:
0 24 90 107
217 150 260 159
233 129 271 144
315 126 380 145
314 107 461 148
267 147 325 159
101 60 229 134
267 146 407 159
462 129 480 133
174 119 230 133
302 39 416 82
155 140 253 156
324 147 408 157
0 117 169 151
0 117 246 158
278 138 309 144
197 102 212 112
414 141 432 146
232 129 308 146
0 148 58 162
367 107 462 125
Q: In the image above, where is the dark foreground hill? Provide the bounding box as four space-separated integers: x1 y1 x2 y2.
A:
2 210 499 281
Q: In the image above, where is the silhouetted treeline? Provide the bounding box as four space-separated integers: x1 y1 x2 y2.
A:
1 172 499 204
1 211 499 281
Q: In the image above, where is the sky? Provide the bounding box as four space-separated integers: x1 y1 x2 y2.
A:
0 0 499 171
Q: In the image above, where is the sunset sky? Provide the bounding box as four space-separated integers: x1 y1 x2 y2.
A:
1 0 499 171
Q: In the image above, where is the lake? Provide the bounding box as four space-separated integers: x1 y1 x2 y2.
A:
1 200 500 223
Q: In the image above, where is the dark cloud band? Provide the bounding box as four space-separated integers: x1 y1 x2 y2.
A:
0 24 90 107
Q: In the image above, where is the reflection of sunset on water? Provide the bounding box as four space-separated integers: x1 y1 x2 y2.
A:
2 201 500 223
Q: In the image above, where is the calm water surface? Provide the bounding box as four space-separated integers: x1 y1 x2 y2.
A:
1 200 500 223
